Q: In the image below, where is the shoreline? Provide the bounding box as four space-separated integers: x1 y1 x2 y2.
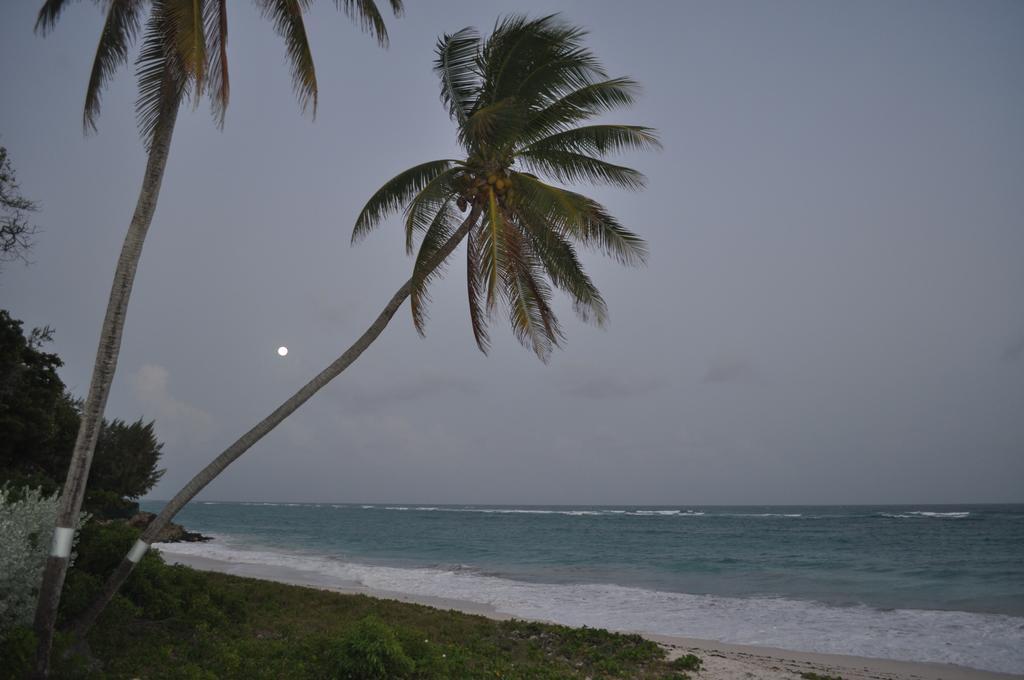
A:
158 549 1021 680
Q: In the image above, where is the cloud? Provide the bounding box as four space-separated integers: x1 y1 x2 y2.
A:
557 365 665 399
340 370 480 414
703 357 758 384
131 364 215 446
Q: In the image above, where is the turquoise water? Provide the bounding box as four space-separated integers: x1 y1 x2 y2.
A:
145 502 1024 673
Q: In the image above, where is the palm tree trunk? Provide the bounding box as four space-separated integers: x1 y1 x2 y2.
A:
32 96 180 678
68 205 482 640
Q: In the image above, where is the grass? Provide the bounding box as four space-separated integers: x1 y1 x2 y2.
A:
2 522 700 678
84 569 692 679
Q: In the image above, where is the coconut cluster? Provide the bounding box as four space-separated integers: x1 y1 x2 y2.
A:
457 171 514 212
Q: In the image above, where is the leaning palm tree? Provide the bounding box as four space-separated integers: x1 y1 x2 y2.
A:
32 1 402 675
69 13 657 642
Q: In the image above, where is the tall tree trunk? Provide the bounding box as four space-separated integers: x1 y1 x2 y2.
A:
32 97 180 678
69 205 482 640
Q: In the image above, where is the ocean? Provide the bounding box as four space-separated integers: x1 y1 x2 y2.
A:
142 501 1024 674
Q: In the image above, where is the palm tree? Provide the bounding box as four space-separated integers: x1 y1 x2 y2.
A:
68 13 657 643
31 1 402 675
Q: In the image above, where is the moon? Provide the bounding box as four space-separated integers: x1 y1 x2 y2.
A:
277 346 289 357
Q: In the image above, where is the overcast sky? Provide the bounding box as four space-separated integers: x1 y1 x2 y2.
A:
2 1 1021 505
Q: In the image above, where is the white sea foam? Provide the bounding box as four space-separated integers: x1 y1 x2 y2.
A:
378 506 706 517
726 513 803 518
880 511 971 519
156 538 1024 675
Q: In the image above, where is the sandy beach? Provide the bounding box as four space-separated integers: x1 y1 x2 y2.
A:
160 549 1020 680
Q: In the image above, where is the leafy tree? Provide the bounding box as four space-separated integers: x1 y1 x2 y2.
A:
0 311 65 489
32 1 404 672
0 146 39 270
0 311 165 509
87 419 165 516
71 13 657 643
353 15 655 358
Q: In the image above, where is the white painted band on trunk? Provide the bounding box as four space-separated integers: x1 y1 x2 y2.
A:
127 539 149 563
50 526 75 558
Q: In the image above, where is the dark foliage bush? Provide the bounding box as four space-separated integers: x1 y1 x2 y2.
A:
330 615 416 679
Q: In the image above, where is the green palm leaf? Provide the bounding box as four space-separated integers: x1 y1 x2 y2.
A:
513 204 608 326
403 167 461 254
83 0 146 133
434 27 481 125
256 0 318 115
135 2 189 151
511 174 648 265
482 15 602 107
409 197 457 333
499 212 561 359
517 148 647 190
465 222 490 352
34 0 75 34
521 124 661 156
352 159 460 243
205 0 229 126
521 77 640 143
335 0 404 48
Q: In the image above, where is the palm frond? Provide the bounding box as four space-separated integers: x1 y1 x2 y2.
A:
513 174 648 265
35 0 75 35
403 167 461 253
465 222 490 352
434 27 481 125
352 159 459 243
460 97 527 152
135 2 188 151
498 216 560 359
482 15 602 108
168 0 207 100
512 204 608 325
520 124 661 156
83 0 146 133
515 47 605 105
482 189 505 309
521 77 640 144
334 0 403 48
205 0 229 126
517 148 646 190
409 198 457 334
256 0 317 115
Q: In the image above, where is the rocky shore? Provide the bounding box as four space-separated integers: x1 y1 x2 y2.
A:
127 511 212 543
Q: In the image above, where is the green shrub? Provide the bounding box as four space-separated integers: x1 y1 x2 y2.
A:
84 489 139 520
0 485 88 634
670 653 703 671
331 615 416 679
70 518 139 577
0 625 35 680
